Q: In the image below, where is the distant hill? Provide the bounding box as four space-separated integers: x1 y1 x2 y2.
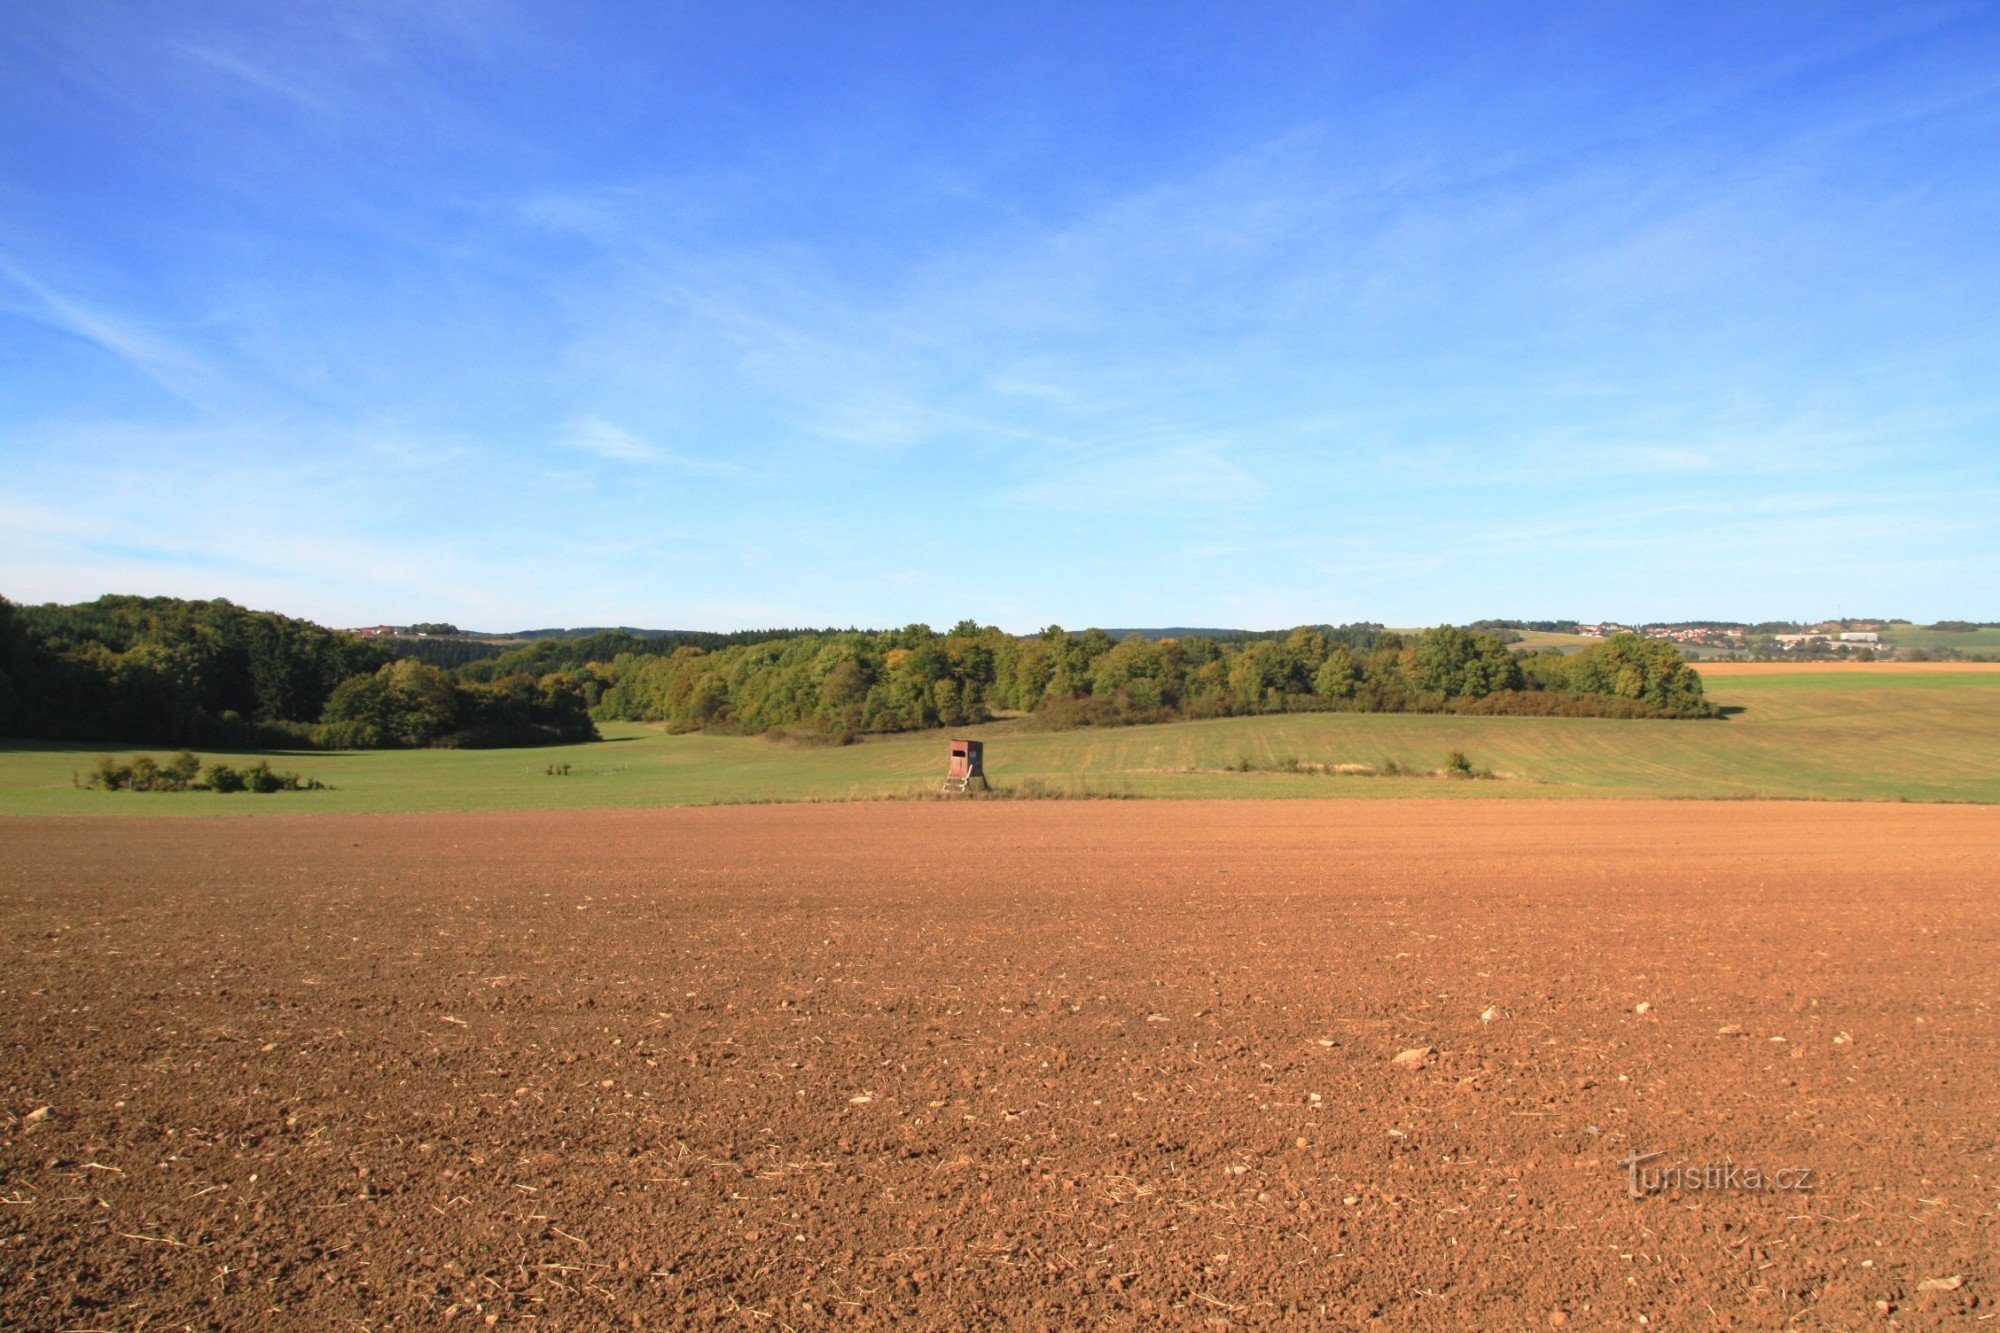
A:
503 626 698 640
358 626 738 641
460 625 1322 642
1096 627 1255 640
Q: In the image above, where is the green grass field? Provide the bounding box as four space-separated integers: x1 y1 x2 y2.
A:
1504 628 1599 652
1446 627 1744 659
4 668 1997 816
1879 624 2000 653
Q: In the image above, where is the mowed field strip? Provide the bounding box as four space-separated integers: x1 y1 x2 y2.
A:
1 801 1993 1326
2 665 1996 814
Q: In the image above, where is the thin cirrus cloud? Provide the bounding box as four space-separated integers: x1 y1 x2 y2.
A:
559 416 742 477
173 43 335 117
1001 444 1262 514
0 255 219 409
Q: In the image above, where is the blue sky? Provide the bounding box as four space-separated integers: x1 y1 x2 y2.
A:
3 2 1997 630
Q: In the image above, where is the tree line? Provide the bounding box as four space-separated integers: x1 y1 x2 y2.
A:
589 621 1713 736
0 595 595 748
0 595 1713 749
383 625 831 672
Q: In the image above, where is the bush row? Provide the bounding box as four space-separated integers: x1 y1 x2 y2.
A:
79 752 328 793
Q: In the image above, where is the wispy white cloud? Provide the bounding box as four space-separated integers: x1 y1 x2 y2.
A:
562 415 655 462
559 415 742 476
0 255 219 409
0 415 734 627
1002 444 1261 514
176 44 335 116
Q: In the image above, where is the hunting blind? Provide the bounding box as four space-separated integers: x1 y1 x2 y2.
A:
941 738 987 794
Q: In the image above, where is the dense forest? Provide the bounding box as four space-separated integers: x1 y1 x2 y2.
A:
0 595 1714 750
0 596 596 748
589 621 1712 736
383 625 835 671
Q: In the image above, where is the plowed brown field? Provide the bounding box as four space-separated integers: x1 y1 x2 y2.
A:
3 802 1996 1328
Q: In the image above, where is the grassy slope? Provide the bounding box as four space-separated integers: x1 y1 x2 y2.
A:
1478 628 1748 659
3 670 1997 816
1506 629 1598 652
1878 625 2000 652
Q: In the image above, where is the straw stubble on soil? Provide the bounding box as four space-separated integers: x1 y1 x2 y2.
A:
2 801 1996 1327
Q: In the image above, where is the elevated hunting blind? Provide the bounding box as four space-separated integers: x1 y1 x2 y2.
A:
941 738 988 794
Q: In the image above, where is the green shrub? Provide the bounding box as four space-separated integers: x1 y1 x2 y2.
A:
82 751 205 791
238 760 324 792
86 754 130 790
162 751 202 787
313 718 387 749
